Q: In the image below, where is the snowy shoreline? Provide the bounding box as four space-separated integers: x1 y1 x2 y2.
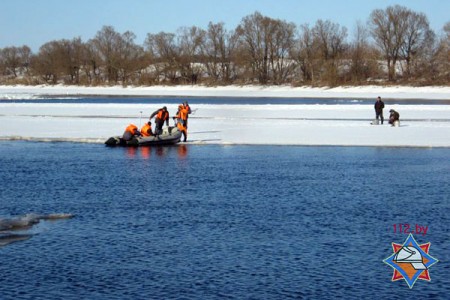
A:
1 84 450 100
0 85 449 148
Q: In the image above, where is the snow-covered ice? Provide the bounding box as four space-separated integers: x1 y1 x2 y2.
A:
1 84 450 99
0 85 449 147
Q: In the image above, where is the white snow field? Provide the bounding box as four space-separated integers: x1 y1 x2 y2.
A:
0 85 449 147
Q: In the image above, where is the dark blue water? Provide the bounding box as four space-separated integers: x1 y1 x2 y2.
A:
1 142 449 299
3 96 450 105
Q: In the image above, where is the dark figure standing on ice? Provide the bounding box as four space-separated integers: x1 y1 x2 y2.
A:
374 96 385 124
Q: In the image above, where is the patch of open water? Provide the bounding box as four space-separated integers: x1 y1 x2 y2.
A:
0 142 449 299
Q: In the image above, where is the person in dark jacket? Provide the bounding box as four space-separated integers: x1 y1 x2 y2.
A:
149 106 169 135
374 96 385 124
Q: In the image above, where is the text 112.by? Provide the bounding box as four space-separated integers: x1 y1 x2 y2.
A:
393 224 428 236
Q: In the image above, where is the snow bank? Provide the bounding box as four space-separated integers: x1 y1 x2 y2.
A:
1 85 449 147
1 84 450 100
1 102 449 147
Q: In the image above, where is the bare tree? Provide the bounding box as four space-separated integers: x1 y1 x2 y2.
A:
177 26 206 84
348 21 380 83
31 39 82 84
66 38 85 84
349 22 367 82
0 8 445 86
429 22 450 83
400 11 434 79
201 22 238 84
443 22 450 81
89 26 146 85
292 24 315 83
31 42 56 83
83 41 102 85
267 19 296 84
0 45 31 78
236 12 272 84
236 11 296 84
90 26 122 84
311 19 348 85
19 46 32 76
369 5 410 81
145 32 179 83
115 31 147 85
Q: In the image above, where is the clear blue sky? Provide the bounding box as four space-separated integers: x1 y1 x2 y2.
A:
1 0 449 52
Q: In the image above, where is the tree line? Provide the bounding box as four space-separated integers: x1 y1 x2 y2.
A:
1 5 449 87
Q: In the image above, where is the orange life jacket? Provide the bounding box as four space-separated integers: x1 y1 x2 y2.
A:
177 121 187 132
156 109 168 121
180 107 188 121
125 124 138 134
140 123 152 136
176 106 188 121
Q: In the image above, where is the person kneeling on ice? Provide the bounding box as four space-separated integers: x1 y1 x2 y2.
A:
388 109 400 127
140 121 153 137
122 124 141 141
150 106 169 135
173 104 188 142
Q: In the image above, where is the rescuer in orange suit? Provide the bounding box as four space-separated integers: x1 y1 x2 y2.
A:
122 124 141 141
140 121 153 137
149 106 169 135
174 104 188 142
183 101 192 129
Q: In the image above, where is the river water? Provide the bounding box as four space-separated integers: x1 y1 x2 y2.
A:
0 142 449 299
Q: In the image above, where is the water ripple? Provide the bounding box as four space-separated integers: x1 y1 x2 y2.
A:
0 143 449 299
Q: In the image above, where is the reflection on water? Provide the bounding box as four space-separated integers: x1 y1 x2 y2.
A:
0 234 32 247
124 144 188 160
126 146 137 158
140 146 151 159
155 146 169 157
122 144 188 160
177 144 188 159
